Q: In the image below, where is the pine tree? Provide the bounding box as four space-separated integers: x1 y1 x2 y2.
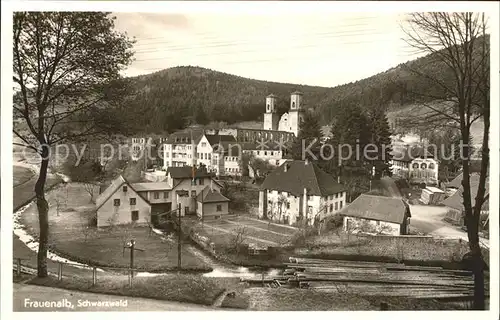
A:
367 107 393 178
290 111 322 160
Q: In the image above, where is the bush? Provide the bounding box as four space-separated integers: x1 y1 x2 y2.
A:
324 214 343 231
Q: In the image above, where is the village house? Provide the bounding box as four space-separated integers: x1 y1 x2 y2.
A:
165 166 223 216
391 147 439 185
441 172 489 226
339 194 411 236
259 159 346 226
95 175 151 227
162 128 204 170
96 165 226 227
196 185 230 219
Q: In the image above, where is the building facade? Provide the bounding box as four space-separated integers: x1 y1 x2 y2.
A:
259 160 346 226
391 147 439 185
340 194 411 236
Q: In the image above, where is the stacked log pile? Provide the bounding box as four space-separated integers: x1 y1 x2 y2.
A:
241 257 489 300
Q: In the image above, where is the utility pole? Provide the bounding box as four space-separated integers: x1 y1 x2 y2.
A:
124 239 144 279
177 203 182 270
201 188 204 229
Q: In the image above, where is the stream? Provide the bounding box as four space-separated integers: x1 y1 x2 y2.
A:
13 187 282 279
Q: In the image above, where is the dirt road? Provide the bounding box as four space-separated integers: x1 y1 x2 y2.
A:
409 204 489 248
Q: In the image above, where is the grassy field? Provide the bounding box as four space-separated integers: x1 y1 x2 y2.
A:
19 183 210 272
29 273 225 306
13 166 35 187
190 215 297 248
13 169 62 210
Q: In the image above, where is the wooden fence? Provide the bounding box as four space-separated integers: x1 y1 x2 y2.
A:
13 257 140 287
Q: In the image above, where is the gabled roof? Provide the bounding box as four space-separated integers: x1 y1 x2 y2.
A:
130 182 172 192
165 129 205 144
441 175 489 211
260 160 345 197
95 175 149 210
196 186 230 203
339 194 410 224
205 134 236 146
167 166 214 179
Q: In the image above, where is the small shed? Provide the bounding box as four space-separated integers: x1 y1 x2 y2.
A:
196 186 230 219
420 186 445 205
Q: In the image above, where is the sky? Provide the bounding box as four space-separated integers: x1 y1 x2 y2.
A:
113 12 425 87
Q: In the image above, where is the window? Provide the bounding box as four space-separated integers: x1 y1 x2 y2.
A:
201 142 207 147
329 195 333 200
287 202 290 209
264 151 267 156
413 163 419 169
270 151 274 156
339 201 343 209
329 204 333 212
164 191 169 199
208 154 211 160
122 186 128 192
307 195 312 201
292 102 296 109
421 163 427 169
429 163 435 170
376 221 380 226
335 193 338 199
114 199 120 207
131 210 139 221
216 204 222 212
276 160 280 166
130 198 136 205
191 190 196 198
199 179 204 185
154 192 159 199
335 202 338 210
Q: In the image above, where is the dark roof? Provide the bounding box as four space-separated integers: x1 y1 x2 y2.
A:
442 175 489 211
165 129 204 144
260 160 345 197
339 194 410 224
291 91 303 95
205 134 239 155
205 134 236 146
267 94 277 98
167 166 214 179
392 147 435 162
196 186 230 203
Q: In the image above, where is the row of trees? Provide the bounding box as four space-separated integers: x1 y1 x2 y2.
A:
291 103 393 202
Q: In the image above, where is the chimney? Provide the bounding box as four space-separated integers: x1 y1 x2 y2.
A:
305 158 309 166
337 176 340 184
284 163 289 172
210 179 213 191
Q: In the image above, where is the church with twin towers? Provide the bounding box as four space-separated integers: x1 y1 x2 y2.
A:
263 91 305 137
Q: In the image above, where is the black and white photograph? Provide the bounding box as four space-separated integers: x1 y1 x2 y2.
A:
1 0 499 315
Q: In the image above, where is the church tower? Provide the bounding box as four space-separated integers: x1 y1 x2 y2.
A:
288 91 305 137
263 94 279 131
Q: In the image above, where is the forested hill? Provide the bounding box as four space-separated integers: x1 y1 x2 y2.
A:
126 36 488 134
127 66 331 133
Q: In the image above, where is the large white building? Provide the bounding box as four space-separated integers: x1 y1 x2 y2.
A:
391 147 439 185
259 160 346 226
264 91 305 137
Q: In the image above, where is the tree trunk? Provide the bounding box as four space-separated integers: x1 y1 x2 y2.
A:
35 149 50 278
